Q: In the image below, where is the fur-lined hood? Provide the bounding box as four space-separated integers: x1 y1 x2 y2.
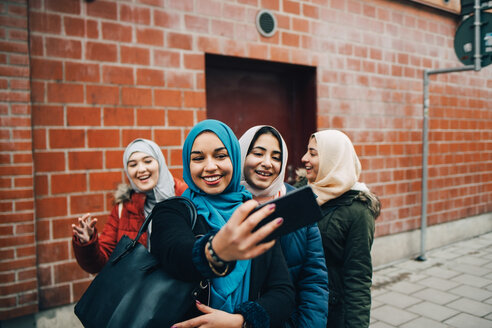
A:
113 183 133 204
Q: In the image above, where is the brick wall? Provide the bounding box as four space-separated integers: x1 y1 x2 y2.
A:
0 0 491 319
0 0 38 320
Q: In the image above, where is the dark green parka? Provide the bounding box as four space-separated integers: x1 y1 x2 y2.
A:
318 189 380 328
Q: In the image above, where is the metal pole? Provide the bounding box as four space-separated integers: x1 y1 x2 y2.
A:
417 0 482 261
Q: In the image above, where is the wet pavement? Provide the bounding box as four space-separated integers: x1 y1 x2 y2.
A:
370 232 492 327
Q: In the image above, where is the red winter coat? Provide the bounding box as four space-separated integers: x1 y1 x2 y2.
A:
73 178 188 274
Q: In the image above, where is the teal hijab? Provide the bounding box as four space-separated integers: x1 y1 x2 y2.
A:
182 119 252 312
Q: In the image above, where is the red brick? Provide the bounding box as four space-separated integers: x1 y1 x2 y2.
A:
16 243 36 256
30 58 62 81
0 296 16 308
284 0 300 14
14 200 34 212
0 234 34 248
120 4 151 25
67 106 101 126
184 15 209 33
184 54 204 70
45 37 81 59
168 109 194 127
0 201 13 211
154 9 180 28
86 42 117 62
137 108 165 126
39 285 70 310
7 3 27 16
33 152 65 172
63 16 84 37
0 188 32 200
54 261 89 284
166 71 193 88
153 50 180 67
122 129 152 145
0 272 15 284
65 62 99 82
0 165 31 176
87 129 120 147
35 175 48 196
32 105 63 126
167 32 192 50
0 304 38 320
18 291 37 304
29 11 61 33
102 22 132 42
70 193 105 214
47 83 84 103
73 279 92 301
0 280 37 296
11 78 29 90
86 85 119 105
0 41 28 54
282 32 300 47
0 116 30 127
154 129 182 147
86 0 117 20
51 173 87 194
103 107 134 126
45 0 80 14
197 36 220 53
121 87 152 106
121 45 150 65
0 65 28 78
184 91 205 108
30 81 44 103
136 68 164 86
0 90 29 102
136 27 163 46
89 171 122 191
49 129 85 149
36 197 67 218
154 89 181 107
14 176 33 186
169 149 183 167
0 257 35 271
102 65 134 85
68 151 103 170
106 150 124 169
211 20 234 38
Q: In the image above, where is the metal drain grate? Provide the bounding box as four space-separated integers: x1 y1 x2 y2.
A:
256 10 277 37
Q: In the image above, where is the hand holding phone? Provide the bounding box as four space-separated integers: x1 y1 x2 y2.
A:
252 186 322 242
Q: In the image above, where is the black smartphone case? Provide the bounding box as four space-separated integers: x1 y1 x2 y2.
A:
252 185 323 242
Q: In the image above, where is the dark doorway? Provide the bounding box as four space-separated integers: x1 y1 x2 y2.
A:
205 54 317 183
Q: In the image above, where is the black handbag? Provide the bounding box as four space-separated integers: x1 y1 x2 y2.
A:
74 196 207 328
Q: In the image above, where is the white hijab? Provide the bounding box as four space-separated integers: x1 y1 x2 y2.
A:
123 138 175 218
309 130 365 205
239 126 287 198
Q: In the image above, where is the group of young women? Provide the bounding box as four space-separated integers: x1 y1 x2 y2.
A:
72 119 381 328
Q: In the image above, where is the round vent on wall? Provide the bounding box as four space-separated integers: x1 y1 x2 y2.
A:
256 10 277 37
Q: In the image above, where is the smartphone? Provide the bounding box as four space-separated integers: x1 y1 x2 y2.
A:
252 185 323 242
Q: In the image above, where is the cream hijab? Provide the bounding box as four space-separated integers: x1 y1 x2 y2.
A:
309 130 365 205
239 126 287 198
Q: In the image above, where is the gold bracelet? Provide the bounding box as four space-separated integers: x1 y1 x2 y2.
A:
207 257 229 277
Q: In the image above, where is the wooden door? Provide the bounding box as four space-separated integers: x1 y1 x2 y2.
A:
205 55 316 183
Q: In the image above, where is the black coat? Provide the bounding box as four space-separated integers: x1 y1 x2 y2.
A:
150 199 295 328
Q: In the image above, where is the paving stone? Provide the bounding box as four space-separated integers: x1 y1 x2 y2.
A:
430 250 461 260
451 263 491 277
444 312 492 328
485 313 492 320
388 280 426 294
456 255 491 266
419 276 460 291
407 301 459 321
412 288 460 305
370 321 394 328
446 298 492 316
371 305 418 326
400 316 450 328
374 290 421 308
423 266 461 279
485 297 492 305
371 298 384 310
451 284 492 301
451 273 492 288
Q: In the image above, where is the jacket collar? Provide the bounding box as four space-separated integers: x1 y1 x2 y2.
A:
320 190 359 209
124 192 146 215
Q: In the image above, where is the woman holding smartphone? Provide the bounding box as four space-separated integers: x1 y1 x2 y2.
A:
239 125 328 328
150 120 295 328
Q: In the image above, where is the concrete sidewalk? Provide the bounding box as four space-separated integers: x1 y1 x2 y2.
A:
370 232 492 327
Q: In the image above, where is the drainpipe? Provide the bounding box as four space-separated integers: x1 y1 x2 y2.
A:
416 0 482 261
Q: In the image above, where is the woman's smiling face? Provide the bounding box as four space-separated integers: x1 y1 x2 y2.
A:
243 133 282 190
189 132 233 195
127 152 159 192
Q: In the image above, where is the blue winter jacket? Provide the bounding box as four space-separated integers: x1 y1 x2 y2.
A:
279 183 329 327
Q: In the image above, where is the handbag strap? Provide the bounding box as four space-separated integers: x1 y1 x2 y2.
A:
132 196 197 247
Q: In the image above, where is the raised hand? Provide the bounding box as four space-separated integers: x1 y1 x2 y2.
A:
72 213 97 244
211 199 283 262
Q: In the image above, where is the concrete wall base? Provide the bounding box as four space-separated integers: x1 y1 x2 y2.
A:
2 212 491 327
372 212 492 268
